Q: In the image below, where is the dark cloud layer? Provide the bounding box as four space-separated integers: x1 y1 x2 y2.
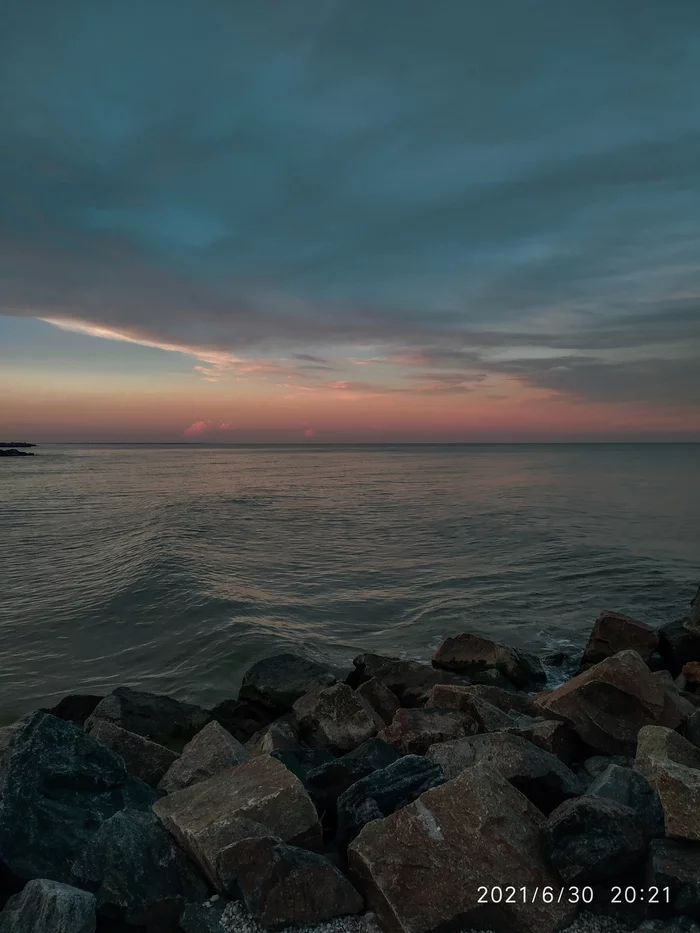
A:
1 0 699 411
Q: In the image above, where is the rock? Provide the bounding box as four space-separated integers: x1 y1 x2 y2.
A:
246 717 299 755
348 763 575 933
239 654 337 713
586 764 665 840
635 726 700 842
683 662 700 692
432 632 546 689
345 654 475 707
355 679 399 728
637 919 700 933
378 707 477 755
86 720 179 787
658 618 700 677
425 683 528 731
46 695 104 727
179 898 231 933
72 810 207 931
686 710 700 748
582 754 633 778
691 585 700 628
85 687 209 748
153 755 322 888
336 755 445 847
158 721 251 794
655 670 697 723
209 698 276 743
426 732 582 813
0 712 157 883
509 718 580 764
582 611 659 669
541 796 647 884
270 746 334 784
647 838 700 921
217 836 363 928
451 683 543 717
0 879 96 933
536 650 684 755
293 684 376 753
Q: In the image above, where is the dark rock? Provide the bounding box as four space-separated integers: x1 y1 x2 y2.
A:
450 683 543 718
246 717 299 755
85 687 209 749
647 838 700 921
542 796 647 884
582 611 659 669
682 663 700 693
179 898 230 933
691 586 700 628
86 721 179 788
0 712 157 883
47 695 104 727
345 654 474 707
635 726 700 842
153 755 322 889
336 754 445 847
292 684 376 753
583 754 633 778
432 632 546 689
378 707 477 755
0 449 34 456
355 678 399 727
158 722 250 794
270 746 334 784
208 698 275 743
0 879 96 933
72 811 207 932
685 709 700 749
658 618 700 677
425 683 527 731
218 836 363 928
239 655 337 714
536 650 684 755
636 919 700 933
509 718 580 764
427 732 582 814
348 764 575 933
586 764 665 841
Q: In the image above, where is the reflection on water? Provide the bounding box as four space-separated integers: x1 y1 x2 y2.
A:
0 443 697 719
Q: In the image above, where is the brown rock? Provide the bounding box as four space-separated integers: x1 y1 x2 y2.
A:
355 679 400 728
581 610 659 668
345 654 475 707
292 684 376 753
378 708 477 756
425 684 527 731
451 684 543 718
432 632 545 689
683 662 700 691
508 718 580 764
635 725 700 841
158 721 251 793
347 764 575 933
86 719 179 787
154 755 322 888
636 724 700 770
535 650 684 755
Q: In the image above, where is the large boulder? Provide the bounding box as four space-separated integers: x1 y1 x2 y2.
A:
153 755 322 888
86 720 179 787
239 654 337 714
647 838 700 921
508 718 580 764
292 684 376 753
0 713 157 883
378 708 477 755
348 764 575 933
158 721 250 793
72 810 207 931
0 879 96 933
208 698 276 743
541 796 647 884
586 764 665 841
635 726 700 842
686 710 700 749
582 611 659 668
535 650 684 755
658 618 700 677
425 684 529 731
336 755 445 847
355 678 400 728
84 687 209 748
46 695 103 727
432 632 546 690
270 746 334 784
246 717 299 755
426 732 582 813
345 654 476 707
442 683 543 718
217 836 363 928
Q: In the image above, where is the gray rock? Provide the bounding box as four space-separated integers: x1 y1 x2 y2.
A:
647 838 700 921
345 654 475 707
85 686 209 748
583 755 633 778
355 679 399 728
686 709 700 749
239 655 337 713
154 755 322 888
336 754 445 847
444 683 543 718
209 698 276 743
0 712 157 883
509 718 580 764
425 683 526 731
378 707 477 755
658 618 700 677
586 764 665 840
432 632 546 689
179 898 230 933
218 836 363 928
426 732 582 813
582 611 659 669
158 721 251 793
637 919 700 933
246 717 299 755
348 764 575 933
86 720 179 787
293 684 376 753
72 810 207 931
542 796 647 884
635 726 700 842
270 746 334 784
0 879 95 933
306 738 400 823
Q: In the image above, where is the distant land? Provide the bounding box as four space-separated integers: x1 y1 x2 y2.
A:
0 442 36 448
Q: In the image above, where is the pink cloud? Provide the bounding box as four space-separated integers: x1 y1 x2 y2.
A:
304 427 316 438
219 422 234 430
183 420 211 437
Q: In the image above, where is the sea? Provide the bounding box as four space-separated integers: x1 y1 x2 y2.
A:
0 443 697 721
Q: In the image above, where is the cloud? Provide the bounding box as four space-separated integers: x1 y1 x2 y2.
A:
304 427 316 438
183 420 210 437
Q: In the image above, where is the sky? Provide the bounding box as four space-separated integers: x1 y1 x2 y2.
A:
1 0 699 443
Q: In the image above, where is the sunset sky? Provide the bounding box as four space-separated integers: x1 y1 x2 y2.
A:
1 1 699 442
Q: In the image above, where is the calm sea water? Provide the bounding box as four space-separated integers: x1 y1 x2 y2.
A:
0 443 697 720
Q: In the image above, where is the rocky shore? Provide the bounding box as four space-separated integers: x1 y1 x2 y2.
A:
0 587 699 933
